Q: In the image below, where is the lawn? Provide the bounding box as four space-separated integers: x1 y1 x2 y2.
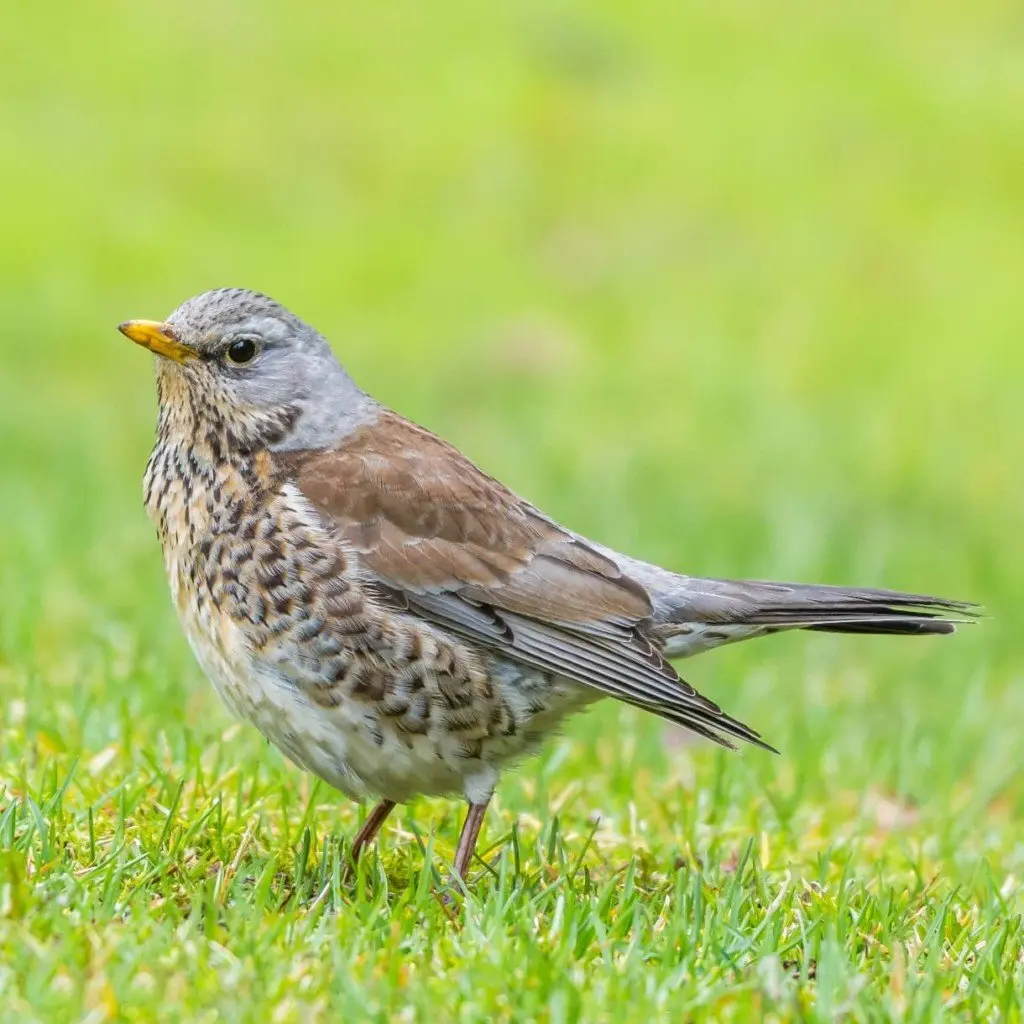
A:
1 1 1022 1020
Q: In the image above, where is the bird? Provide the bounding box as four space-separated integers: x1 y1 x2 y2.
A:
118 288 972 880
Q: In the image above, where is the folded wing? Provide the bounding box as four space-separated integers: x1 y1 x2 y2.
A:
279 412 772 750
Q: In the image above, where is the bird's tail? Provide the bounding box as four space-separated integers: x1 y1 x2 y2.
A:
680 578 973 633
643 575 977 657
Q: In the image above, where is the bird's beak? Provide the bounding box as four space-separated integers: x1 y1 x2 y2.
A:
118 320 198 363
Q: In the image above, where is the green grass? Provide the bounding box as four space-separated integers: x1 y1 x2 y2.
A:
2 0 1023 1019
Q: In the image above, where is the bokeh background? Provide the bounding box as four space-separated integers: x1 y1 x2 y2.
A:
1 1 1022 1018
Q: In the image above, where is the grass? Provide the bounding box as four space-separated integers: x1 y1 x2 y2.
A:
1 0 1023 1019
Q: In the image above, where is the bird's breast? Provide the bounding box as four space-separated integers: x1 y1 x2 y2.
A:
140 441 607 802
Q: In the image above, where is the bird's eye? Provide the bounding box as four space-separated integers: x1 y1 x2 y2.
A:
225 338 259 364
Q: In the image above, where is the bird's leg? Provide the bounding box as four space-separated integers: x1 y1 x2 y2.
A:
453 800 490 880
349 799 396 868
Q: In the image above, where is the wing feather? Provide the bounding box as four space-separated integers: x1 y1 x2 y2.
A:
276 413 769 750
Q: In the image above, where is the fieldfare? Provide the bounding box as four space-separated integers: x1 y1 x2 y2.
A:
119 289 971 879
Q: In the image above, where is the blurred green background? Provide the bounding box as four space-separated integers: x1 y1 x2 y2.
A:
1 0 1022 1019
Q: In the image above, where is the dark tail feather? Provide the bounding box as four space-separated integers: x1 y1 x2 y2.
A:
806 619 956 636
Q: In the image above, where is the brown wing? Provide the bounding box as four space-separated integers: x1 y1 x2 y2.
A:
279 412 769 749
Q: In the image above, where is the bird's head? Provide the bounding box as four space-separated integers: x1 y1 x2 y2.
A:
119 288 372 453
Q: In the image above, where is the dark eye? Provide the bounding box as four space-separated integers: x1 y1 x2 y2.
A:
225 338 259 364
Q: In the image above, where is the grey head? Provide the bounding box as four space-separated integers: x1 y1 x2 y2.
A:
119 288 377 452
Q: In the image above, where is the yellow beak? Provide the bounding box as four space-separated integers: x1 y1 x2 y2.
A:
118 320 198 363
